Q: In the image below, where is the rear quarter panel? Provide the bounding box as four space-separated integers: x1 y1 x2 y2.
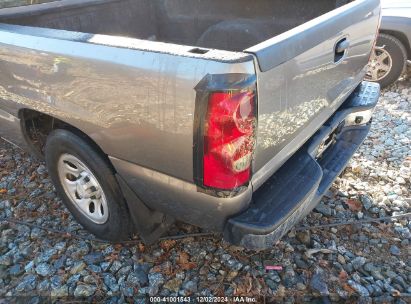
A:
0 25 255 182
380 14 411 58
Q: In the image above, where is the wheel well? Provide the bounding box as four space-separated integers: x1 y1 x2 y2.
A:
380 30 411 59
19 109 116 171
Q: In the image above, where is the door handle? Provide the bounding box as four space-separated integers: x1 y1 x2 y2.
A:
335 38 349 62
336 39 349 53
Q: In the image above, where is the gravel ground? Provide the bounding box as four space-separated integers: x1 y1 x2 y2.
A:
0 74 410 303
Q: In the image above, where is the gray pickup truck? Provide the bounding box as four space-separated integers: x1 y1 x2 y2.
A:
0 0 381 250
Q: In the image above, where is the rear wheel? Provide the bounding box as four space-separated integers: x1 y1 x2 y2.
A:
45 129 133 241
365 33 407 88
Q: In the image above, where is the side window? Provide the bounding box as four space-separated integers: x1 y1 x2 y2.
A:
0 1 59 9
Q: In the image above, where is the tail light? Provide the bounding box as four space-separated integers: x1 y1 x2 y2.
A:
203 90 257 190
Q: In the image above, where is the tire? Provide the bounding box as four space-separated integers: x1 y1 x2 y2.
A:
45 129 133 241
366 33 407 88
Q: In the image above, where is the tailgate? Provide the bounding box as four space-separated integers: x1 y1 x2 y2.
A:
247 0 381 189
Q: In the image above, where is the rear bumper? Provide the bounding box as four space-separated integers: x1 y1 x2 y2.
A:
224 81 380 250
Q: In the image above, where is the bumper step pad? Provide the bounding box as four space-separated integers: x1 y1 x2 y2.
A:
224 81 380 250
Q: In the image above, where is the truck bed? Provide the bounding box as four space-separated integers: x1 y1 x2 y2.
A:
0 0 348 51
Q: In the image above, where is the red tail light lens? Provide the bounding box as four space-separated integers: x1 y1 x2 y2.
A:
203 91 256 190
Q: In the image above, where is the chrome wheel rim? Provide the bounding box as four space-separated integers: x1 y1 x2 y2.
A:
57 154 109 224
365 46 392 81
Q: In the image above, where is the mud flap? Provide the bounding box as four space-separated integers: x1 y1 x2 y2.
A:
116 174 174 244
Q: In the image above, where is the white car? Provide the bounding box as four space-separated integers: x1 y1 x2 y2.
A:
366 0 411 88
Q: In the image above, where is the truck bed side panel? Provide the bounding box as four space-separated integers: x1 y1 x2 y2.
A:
0 26 255 183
